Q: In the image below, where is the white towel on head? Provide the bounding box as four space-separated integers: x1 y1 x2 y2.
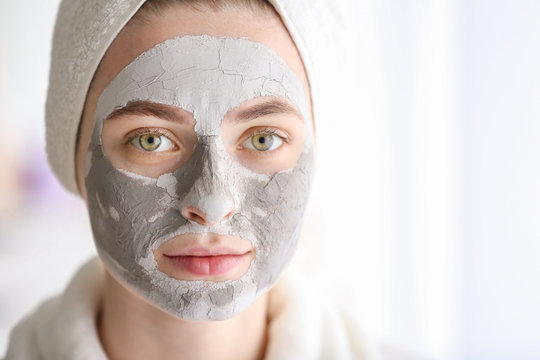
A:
46 0 147 194
45 0 347 194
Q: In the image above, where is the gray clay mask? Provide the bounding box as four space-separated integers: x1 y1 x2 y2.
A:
85 35 314 320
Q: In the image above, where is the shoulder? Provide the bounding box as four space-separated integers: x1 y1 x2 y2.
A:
3 258 106 360
3 296 60 360
265 266 381 360
265 267 429 360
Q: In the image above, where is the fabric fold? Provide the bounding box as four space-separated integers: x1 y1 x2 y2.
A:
5 258 377 359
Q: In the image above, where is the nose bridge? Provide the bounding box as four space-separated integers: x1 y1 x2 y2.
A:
181 136 236 225
199 137 230 194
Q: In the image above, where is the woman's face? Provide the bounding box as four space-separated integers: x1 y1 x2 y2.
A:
76 4 314 321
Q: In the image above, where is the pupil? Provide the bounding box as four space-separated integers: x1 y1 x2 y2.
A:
147 137 155 144
258 137 265 144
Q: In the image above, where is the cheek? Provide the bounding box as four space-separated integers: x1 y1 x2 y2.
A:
236 148 315 288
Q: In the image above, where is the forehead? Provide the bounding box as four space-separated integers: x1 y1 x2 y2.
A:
95 36 310 137
91 5 311 108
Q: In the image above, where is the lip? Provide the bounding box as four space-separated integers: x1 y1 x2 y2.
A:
164 246 250 257
164 252 252 276
154 233 254 281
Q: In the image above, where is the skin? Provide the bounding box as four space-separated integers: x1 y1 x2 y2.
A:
76 4 312 360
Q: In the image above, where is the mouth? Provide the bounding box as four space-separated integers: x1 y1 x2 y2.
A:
164 252 252 277
154 233 254 281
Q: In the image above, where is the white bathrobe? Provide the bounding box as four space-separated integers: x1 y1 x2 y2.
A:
3 258 380 360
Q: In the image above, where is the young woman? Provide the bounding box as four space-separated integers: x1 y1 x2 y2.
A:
5 1 378 359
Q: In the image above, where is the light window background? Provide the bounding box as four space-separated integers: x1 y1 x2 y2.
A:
1 1 539 359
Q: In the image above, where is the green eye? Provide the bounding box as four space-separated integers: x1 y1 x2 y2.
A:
243 132 283 152
140 134 160 151
131 133 174 152
252 134 274 151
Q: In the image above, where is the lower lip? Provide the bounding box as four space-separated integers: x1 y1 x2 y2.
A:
165 254 249 276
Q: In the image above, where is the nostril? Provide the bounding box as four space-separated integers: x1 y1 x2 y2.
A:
181 205 236 226
181 207 208 225
223 208 236 221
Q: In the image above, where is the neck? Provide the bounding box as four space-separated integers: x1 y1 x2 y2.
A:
98 270 269 360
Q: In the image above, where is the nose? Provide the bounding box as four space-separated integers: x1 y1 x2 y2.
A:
179 138 237 226
181 195 236 226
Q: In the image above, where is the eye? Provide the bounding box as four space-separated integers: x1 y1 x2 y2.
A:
243 132 284 152
131 133 175 152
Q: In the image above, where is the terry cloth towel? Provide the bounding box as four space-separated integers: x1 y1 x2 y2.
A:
4 257 380 359
45 0 349 194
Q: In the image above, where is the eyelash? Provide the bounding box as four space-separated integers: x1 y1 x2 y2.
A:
123 127 288 151
124 128 177 149
246 128 289 144
255 127 286 138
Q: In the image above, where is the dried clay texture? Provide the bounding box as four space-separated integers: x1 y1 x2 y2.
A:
85 36 314 320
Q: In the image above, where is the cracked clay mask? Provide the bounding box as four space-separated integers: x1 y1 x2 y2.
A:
85 35 314 320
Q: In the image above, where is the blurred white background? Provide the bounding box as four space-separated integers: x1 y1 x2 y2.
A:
1 0 540 359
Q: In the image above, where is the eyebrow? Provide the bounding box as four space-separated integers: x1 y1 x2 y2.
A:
234 98 304 123
106 98 304 123
106 100 184 123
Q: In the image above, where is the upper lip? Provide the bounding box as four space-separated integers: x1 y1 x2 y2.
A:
158 233 253 257
164 247 251 257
